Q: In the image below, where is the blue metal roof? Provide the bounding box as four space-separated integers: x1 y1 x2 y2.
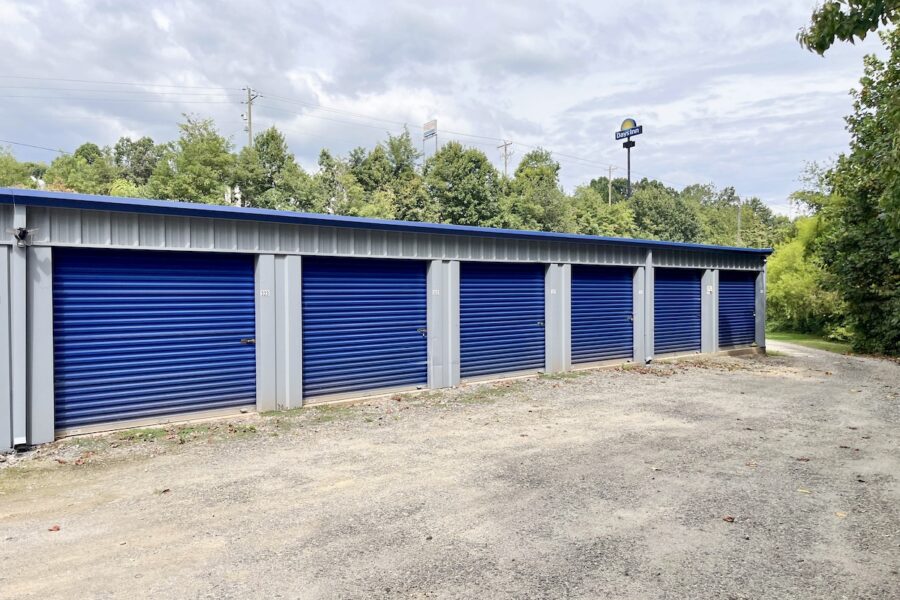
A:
0 187 773 255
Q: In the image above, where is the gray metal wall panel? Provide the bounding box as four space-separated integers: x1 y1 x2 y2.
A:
427 260 460 389
0 247 10 451
756 267 767 348
644 251 654 362
275 254 302 409
0 205 13 244
701 269 717 354
30 208 763 271
632 266 645 363
255 255 277 412
544 264 571 373
26 246 54 444
654 249 764 271
10 206 27 445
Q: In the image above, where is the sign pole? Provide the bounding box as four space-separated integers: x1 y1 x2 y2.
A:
615 118 642 199
623 138 636 197
627 139 631 197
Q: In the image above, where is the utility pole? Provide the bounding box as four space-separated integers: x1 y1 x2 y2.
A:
607 165 618 204
242 86 260 147
498 140 513 178
736 197 742 246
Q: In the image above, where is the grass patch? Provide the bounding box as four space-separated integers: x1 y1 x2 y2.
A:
309 404 356 424
117 428 169 442
456 382 525 404
540 370 593 381
767 331 852 354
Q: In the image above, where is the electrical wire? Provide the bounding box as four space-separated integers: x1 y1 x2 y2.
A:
0 139 69 154
0 95 241 104
0 75 241 91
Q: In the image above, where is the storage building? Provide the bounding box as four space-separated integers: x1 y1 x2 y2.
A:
0 188 771 450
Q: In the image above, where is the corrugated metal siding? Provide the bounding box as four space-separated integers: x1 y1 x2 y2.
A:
53 248 256 429
571 265 634 363
460 262 545 378
654 268 702 354
301 257 428 398
719 270 757 347
27 208 657 267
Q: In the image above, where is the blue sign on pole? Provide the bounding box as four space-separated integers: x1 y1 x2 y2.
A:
615 125 643 140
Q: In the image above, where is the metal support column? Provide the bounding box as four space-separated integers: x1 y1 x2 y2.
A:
427 259 460 389
701 269 718 354
9 205 26 446
544 263 571 374
643 250 654 362
0 246 11 451
755 265 767 349
27 246 54 444
632 266 645 363
275 254 302 410
254 254 277 412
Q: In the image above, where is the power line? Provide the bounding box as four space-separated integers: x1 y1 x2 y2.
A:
0 85 247 97
0 75 241 91
0 139 69 154
0 95 240 104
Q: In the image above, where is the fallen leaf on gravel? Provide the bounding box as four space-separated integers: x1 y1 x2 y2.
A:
745 461 758 468
55 458 67 465
796 457 811 462
722 516 735 523
48 525 60 532
839 445 850 449
835 512 847 518
848 426 858 430
797 488 811 494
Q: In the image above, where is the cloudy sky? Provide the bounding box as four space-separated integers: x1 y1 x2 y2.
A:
0 0 885 214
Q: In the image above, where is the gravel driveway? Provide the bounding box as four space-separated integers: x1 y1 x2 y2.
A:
1 343 898 599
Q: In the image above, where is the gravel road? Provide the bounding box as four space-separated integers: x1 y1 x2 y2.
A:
1 343 898 599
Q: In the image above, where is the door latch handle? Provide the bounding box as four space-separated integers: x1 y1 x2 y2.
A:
416 328 428 338
240 338 256 345
537 321 545 328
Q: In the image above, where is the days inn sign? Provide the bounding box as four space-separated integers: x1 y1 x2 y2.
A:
615 118 643 140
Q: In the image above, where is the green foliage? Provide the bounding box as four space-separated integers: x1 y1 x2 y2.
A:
113 136 164 185
424 141 500 226
0 148 37 188
571 185 635 237
817 30 900 355
798 0 899 54
108 178 144 198
147 115 235 204
766 216 845 335
499 149 572 232
628 180 703 242
45 143 118 194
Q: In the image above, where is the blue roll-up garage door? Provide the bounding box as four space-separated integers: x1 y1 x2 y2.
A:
302 257 427 399
53 248 257 430
460 262 545 378
571 265 634 364
719 270 757 347
654 268 702 355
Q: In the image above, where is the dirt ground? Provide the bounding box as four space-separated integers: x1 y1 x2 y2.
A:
1 342 898 599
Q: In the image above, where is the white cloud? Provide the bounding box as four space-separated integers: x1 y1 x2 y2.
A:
0 0 886 208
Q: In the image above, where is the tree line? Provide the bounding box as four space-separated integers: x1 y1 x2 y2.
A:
767 2 898 355
0 118 789 249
